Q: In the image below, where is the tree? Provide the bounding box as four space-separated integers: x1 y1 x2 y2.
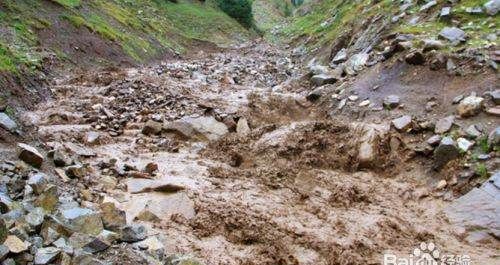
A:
216 0 253 28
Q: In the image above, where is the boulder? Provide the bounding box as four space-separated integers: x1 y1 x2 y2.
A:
465 124 482 139
391 115 412 132
25 207 45 230
164 116 228 141
439 27 466 44
457 95 484 117
488 127 500 146
427 135 441 146
434 137 459 169
27 174 49 195
331 48 348 64
3 235 30 254
53 150 72 167
405 50 425 65
457 138 474 152
434 115 454 134
17 143 44 168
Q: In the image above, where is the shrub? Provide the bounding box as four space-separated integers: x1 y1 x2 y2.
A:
215 0 253 28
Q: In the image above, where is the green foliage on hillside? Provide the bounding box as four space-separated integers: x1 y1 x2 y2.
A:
0 0 251 73
215 0 253 28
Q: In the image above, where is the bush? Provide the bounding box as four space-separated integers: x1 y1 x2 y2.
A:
216 0 253 28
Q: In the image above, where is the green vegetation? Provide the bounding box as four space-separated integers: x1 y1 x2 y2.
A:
475 163 489 179
0 0 251 73
215 0 253 28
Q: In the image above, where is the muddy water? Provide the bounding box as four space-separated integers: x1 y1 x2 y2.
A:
26 44 499 264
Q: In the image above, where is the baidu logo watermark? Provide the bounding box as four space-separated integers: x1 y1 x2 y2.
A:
383 242 471 265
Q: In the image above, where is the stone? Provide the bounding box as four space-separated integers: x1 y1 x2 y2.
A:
3 235 30 254
34 247 60 265
166 255 203 265
2 258 15 265
0 245 8 260
0 113 17 132
337 98 347 110
17 143 44 168
85 131 100 145
0 193 13 214
236 118 251 136
423 39 444 52
164 116 228 141
331 48 347 64
52 237 73 254
486 90 500 104
53 150 72 167
310 74 338 86
445 172 500 243
486 107 500 116
120 224 147 243
465 125 482 139
392 115 412 132
427 135 442 146
100 202 126 232
65 164 86 179
434 137 459 169
64 142 95 157
457 95 484 117
34 185 58 212
405 50 425 65
134 208 161 222
440 7 451 18
68 233 110 254
383 95 400 109
488 127 500 146
144 162 158 174
358 100 370 107
25 207 45 230
452 94 464 104
27 173 49 195
308 63 328 75
344 53 369 75
58 207 103 236
135 236 164 258
484 0 500 15
142 120 163 135
457 138 474 152
348 95 359 101
436 180 447 190
420 0 436 12
439 27 466 44
434 115 454 134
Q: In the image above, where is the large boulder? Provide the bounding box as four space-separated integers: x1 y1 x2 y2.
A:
100 203 126 232
457 95 484 117
164 116 228 141
57 207 103 236
439 27 466 44
0 113 17 133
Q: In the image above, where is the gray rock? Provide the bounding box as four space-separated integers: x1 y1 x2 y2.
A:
85 131 100 145
58 207 103 236
434 137 459 169
440 7 451 18
457 95 484 117
420 0 437 12
68 233 110 254
2 258 15 265
488 127 500 146
484 0 500 15
142 120 163 135
383 95 400 109
17 143 44 168
331 48 347 64
120 224 147 243
439 27 466 44
434 115 454 134
422 39 444 52
457 138 474 152
52 238 73 255
25 207 45 230
344 53 369 75
308 63 328 75
465 124 482 138
0 245 8 261
34 247 60 265
486 90 500 105
427 135 442 146
445 172 500 243
27 174 48 195
310 74 338 86
392 115 412 132
452 94 464 104
0 113 17 132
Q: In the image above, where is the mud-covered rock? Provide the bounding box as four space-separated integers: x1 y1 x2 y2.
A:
142 120 163 135
434 137 459 169
164 116 228 141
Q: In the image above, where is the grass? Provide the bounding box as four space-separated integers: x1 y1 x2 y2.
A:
0 0 251 72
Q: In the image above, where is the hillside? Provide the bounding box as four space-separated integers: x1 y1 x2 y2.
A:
0 0 251 73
